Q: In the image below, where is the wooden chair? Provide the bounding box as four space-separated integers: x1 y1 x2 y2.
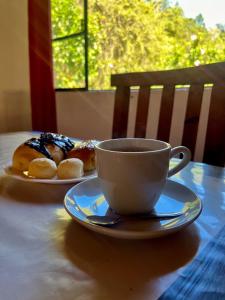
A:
111 62 225 167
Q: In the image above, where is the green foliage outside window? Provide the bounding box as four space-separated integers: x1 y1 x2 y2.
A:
51 0 225 89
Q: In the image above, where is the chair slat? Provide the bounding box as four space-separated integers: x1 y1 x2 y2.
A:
182 84 204 159
203 84 225 166
157 85 175 142
112 86 130 138
135 86 151 138
111 62 225 86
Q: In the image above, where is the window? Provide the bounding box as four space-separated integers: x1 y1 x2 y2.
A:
51 0 225 90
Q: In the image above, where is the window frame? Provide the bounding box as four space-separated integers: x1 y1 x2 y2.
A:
28 0 57 131
52 0 89 91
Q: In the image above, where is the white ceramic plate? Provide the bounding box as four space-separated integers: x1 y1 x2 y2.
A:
4 165 97 185
64 177 202 239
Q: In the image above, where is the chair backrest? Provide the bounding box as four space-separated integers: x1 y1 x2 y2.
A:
111 62 225 167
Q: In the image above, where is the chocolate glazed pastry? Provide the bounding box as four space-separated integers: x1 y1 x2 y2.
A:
12 133 74 172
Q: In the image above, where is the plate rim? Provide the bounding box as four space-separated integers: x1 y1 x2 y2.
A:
64 177 203 239
3 164 97 185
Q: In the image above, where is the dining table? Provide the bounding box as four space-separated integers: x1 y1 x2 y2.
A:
0 131 224 300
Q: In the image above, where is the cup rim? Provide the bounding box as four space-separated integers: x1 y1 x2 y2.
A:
95 138 171 154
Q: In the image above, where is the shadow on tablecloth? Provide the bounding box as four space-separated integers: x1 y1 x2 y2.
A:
57 219 200 299
0 175 73 204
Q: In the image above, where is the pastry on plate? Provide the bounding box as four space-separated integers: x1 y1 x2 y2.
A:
57 158 84 179
12 133 74 171
28 158 57 179
67 140 96 172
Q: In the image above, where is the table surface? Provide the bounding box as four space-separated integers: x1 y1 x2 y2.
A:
0 132 224 300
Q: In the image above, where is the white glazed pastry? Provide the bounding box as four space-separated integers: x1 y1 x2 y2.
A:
28 158 57 179
57 158 84 179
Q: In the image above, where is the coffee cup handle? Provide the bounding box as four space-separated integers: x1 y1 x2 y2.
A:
168 146 191 177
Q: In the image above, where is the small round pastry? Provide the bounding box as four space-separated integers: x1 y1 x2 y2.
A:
57 158 84 179
28 158 57 179
67 140 96 172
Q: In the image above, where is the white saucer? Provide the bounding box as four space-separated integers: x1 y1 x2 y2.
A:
4 165 97 185
64 177 202 239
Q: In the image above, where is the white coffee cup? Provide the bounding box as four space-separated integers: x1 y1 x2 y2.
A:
95 138 191 215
